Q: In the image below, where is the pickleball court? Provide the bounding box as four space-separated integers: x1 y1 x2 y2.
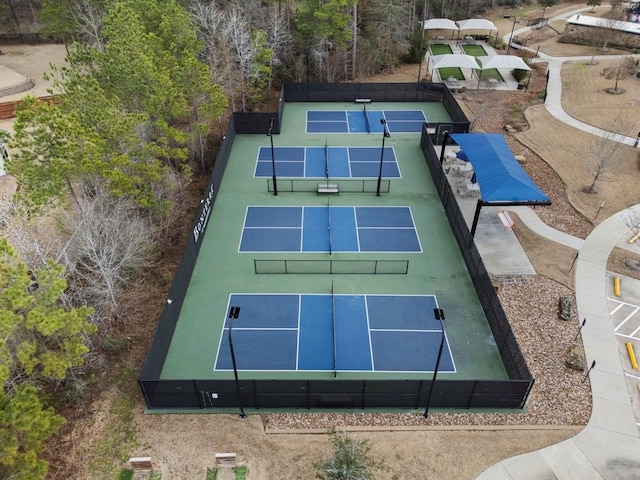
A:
306 109 427 133
254 146 400 178
215 294 455 373
238 206 422 253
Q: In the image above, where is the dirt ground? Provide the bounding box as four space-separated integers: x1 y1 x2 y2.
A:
4 2 640 479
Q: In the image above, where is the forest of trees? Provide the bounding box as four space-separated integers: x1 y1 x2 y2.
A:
0 0 545 478
1 0 543 90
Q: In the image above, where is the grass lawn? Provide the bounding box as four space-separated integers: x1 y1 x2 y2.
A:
205 466 247 480
117 469 161 479
430 43 453 55
476 68 504 81
438 66 464 80
461 44 487 57
206 468 217 480
235 465 248 480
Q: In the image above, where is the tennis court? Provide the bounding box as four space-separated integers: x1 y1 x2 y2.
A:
215 293 454 373
239 206 421 253
255 146 400 178
306 109 427 134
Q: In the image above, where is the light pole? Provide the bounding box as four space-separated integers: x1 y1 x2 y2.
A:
416 47 426 98
228 306 246 418
541 6 549 23
424 308 445 418
582 359 596 383
376 119 391 196
267 117 278 196
504 15 517 55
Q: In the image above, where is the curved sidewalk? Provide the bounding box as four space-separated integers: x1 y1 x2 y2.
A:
505 7 637 146
477 210 640 479
479 8 640 478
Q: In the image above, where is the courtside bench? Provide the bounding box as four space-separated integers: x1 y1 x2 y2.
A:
497 210 514 231
317 183 339 195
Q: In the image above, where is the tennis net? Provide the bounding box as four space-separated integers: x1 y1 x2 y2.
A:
324 138 329 180
327 197 332 255
331 280 337 377
253 259 410 274
267 178 391 194
363 103 371 133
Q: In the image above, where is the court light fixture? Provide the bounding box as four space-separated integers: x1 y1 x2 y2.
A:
376 119 391 196
267 117 278 196
503 15 517 56
424 308 446 418
582 359 596 383
228 306 246 417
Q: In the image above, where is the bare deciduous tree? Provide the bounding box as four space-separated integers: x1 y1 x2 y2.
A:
601 56 637 93
585 117 629 194
0 198 61 270
265 6 293 89
622 205 640 239
59 191 155 328
71 0 106 48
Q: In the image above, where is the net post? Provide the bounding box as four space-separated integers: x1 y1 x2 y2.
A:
363 103 371 134
324 138 330 187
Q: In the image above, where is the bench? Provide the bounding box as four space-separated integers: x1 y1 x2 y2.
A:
317 183 339 195
497 210 514 231
129 457 153 473
215 453 237 468
355 98 371 104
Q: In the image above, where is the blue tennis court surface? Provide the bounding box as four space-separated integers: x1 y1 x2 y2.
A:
306 109 426 134
215 294 455 373
239 206 422 253
255 146 400 178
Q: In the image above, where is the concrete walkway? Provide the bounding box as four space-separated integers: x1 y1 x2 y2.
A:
477 8 640 480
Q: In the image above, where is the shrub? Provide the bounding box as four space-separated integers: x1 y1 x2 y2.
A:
512 68 529 82
101 336 130 355
315 432 383 480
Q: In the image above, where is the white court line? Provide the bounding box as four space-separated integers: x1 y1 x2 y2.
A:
230 327 298 331
364 296 375 371
370 328 441 333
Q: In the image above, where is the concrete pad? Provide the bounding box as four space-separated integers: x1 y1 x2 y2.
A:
573 428 640 476
475 212 534 274
500 451 559 480
475 463 516 480
589 369 634 407
588 397 638 437
578 298 610 319
582 319 621 343
540 441 603 479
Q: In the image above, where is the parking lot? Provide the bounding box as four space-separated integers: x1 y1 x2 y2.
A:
608 273 640 426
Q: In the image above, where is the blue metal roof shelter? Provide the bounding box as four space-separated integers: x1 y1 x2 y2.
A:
447 133 551 238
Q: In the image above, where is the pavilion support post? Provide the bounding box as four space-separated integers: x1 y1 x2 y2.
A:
439 131 450 165
468 199 483 246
